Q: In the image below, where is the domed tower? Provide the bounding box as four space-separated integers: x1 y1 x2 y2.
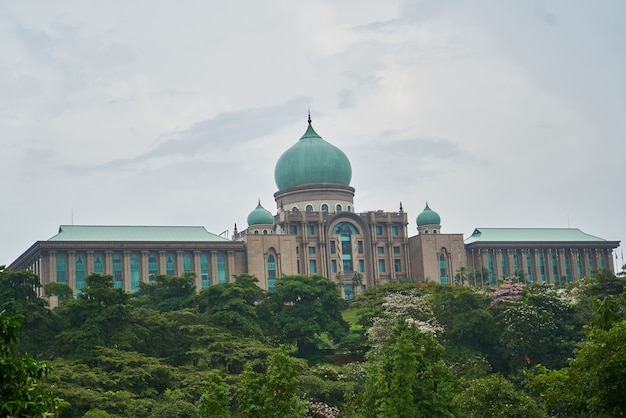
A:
246 201 274 235
416 202 441 234
274 114 355 213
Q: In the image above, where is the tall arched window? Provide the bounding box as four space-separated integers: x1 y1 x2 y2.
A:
336 204 342 212
321 204 329 213
166 253 175 275
292 207 299 212
75 254 85 293
217 253 227 284
267 254 277 290
131 254 141 292
148 253 158 282
439 253 449 285
113 253 123 288
183 253 192 272
94 253 104 274
56 254 67 284
306 204 313 212
332 222 359 273
200 254 210 288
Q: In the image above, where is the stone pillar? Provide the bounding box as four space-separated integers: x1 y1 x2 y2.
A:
48 251 57 283
176 251 184 276
141 251 150 283
210 251 218 284
533 250 542 283
558 249 567 283
123 251 131 292
494 250 503 281
67 251 76 293
159 251 167 274
507 250 515 277
86 251 95 274
105 251 113 275
193 251 202 290
227 251 235 282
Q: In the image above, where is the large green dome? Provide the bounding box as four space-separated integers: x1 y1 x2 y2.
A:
247 201 274 226
416 203 441 226
274 120 352 190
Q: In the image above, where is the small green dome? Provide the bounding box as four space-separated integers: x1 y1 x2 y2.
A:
247 201 274 226
416 203 441 226
274 120 352 190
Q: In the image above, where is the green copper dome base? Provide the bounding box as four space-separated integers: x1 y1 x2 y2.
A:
274 183 355 213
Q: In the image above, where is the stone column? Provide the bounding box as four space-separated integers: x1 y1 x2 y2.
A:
210 251 218 285
227 251 235 282
48 251 57 283
558 249 567 283
193 251 202 290
176 251 184 276
67 251 76 293
507 250 515 277
123 251 131 292
141 251 150 283
533 250 542 283
105 251 113 275
86 251 95 274
159 251 167 274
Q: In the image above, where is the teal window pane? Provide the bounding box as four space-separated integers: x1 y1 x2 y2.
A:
183 254 192 272
358 241 363 254
307 225 314 235
377 246 384 254
309 260 317 274
94 254 104 274
501 252 508 276
75 254 85 294
344 284 354 301
359 259 365 272
330 241 336 254
200 254 210 288
148 253 158 282
308 246 316 254
331 260 337 273
539 253 546 283
391 226 399 236
332 222 359 235
393 246 400 254
378 259 385 273
289 225 298 234
321 204 329 213
131 254 141 292
526 252 534 282
565 255 571 281
166 253 175 275
113 254 123 288
439 253 448 284
306 205 313 212
336 204 342 212
218 253 226 284
375 226 383 235
394 259 401 272
56 254 67 284
268 255 277 290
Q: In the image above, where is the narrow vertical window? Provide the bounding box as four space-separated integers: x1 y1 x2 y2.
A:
394 259 401 272
321 204 329 213
439 253 448 284
75 254 85 293
183 253 192 272
306 205 313 212
200 254 210 288
539 253 546 283
378 259 386 273
166 253 175 275
56 254 67 284
336 204 342 212
218 253 227 284
113 253 123 288
94 254 104 274
148 253 158 282
309 260 317 274
267 255 277 290
131 254 141 292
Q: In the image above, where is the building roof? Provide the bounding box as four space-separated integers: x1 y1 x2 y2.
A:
274 119 352 190
464 228 607 244
48 225 229 242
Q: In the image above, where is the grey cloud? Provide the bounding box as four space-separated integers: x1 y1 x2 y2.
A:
61 96 310 173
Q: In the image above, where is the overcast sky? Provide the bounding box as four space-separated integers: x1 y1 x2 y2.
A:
1 0 624 268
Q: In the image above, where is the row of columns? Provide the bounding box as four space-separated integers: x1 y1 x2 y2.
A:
467 248 614 284
38 250 236 293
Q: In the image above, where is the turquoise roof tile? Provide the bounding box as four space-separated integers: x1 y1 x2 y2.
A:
48 225 229 242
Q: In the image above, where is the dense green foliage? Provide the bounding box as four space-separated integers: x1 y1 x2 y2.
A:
2 264 626 416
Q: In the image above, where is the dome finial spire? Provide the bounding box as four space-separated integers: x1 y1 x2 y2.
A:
307 108 312 124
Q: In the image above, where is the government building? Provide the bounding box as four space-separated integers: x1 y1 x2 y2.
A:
8 117 620 299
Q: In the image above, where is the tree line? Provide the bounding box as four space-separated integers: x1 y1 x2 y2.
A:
1 265 626 417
